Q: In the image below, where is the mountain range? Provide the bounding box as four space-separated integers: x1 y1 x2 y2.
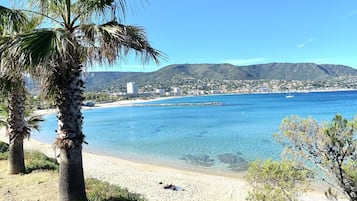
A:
82 63 357 91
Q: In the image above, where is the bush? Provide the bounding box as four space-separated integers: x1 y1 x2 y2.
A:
86 178 145 201
0 141 9 160
25 151 58 173
246 159 312 201
276 114 357 200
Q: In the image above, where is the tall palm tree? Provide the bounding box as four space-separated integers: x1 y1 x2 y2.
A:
5 1 163 200
0 84 44 169
0 76 27 173
0 5 41 174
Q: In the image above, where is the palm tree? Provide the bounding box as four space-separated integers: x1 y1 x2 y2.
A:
0 5 41 174
0 84 44 173
4 1 163 200
0 76 27 173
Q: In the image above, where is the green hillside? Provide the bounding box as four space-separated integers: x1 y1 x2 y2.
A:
83 63 357 91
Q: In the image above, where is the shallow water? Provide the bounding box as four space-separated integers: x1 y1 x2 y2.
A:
33 91 357 172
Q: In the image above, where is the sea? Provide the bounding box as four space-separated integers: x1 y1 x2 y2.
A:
32 90 357 173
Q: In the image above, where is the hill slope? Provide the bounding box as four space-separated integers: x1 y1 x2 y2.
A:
83 63 357 91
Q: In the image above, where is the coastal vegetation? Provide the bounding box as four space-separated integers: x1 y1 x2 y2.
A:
275 114 357 200
0 5 42 175
246 159 312 201
0 142 145 201
0 100 44 173
1 2 356 201
0 0 162 200
246 114 357 201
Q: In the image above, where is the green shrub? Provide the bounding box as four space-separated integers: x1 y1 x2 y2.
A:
246 159 312 201
86 178 145 201
25 151 58 173
0 141 9 160
276 114 357 200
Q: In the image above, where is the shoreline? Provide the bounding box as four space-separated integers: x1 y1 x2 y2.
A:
0 130 250 201
34 89 357 115
0 129 342 201
83 146 247 179
21 93 354 200
34 96 178 116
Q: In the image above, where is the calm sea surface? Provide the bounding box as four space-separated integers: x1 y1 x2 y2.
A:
33 91 357 172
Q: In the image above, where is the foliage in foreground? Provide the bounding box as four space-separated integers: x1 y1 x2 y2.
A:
0 144 58 173
276 114 357 200
246 159 312 201
0 141 9 160
86 178 145 201
0 146 144 200
24 151 58 173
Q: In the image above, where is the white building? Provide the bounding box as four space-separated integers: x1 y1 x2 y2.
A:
127 82 138 95
210 90 223 94
155 89 165 95
173 87 182 96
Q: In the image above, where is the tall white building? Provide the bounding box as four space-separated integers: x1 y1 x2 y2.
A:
127 82 138 95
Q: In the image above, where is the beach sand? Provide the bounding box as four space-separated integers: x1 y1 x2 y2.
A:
0 98 343 201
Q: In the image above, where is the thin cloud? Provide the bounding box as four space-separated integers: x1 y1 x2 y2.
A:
307 38 316 42
223 58 266 66
297 43 305 48
297 37 316 48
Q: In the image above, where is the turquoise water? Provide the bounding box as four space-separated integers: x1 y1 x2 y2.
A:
33 91 357 172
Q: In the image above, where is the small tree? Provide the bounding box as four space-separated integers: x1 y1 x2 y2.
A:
275 114 357 200
246 159 312 201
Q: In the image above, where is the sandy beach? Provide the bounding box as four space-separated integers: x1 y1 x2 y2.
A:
1 98 345 201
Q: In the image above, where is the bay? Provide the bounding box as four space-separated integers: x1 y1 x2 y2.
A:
33 91 357 172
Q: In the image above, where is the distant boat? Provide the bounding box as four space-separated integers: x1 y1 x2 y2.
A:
286 91 294 98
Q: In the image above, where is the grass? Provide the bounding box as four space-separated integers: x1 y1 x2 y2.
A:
0 141 145 201
86 178 145 201
24 151 58 173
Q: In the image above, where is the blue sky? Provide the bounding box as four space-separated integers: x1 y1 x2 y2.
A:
123 0 357 72
3 1 357 72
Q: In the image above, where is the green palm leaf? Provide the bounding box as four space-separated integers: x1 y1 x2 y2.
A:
0 6 28 34
10 29 73 66
80 21 163 65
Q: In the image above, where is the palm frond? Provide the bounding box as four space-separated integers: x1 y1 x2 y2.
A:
0 87 44 132
25 114 44 132
0 75 23 96
36 69 58 101
0 100 9 124
123 25 164 64
81 21 164 66
25 15 44 32
0 6 29 34
29 0 65 21
80 23 99 46
9 29 73 67
76 0 126 22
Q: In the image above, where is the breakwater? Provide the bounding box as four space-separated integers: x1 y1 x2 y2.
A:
134 102 223 107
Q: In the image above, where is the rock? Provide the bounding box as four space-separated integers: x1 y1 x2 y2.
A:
217 153 248 171
180 154 215 167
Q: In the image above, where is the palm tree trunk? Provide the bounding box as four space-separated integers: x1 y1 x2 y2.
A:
55 60 87 201
7 85 27 174
8 134 25 174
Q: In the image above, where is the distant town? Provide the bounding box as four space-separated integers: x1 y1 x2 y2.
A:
109 76 357 96
81 76 357 105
